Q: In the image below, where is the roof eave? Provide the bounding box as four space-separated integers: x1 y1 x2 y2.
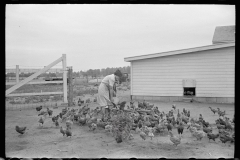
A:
124 43 235 62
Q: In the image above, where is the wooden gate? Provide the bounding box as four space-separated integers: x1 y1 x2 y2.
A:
6 54 68 103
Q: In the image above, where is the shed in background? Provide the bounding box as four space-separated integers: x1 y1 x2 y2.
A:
124 25 235 104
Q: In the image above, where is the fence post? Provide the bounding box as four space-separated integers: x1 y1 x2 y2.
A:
62 54 68 103
68 66 73 106
16 65 19 83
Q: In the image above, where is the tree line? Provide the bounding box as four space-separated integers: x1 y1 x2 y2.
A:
6 66 131 78
79 66 130 78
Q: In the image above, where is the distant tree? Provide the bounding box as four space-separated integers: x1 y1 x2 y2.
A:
49 73 56 77
6 73 15 77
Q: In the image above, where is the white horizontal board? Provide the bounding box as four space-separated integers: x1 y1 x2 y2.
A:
133 56 234 65
133 87 234 91
133 64 234 69
132 94 234 98
133 60 234 67
133 63 235 70
196 93 234 97
132 79 234 83
6 92 63 97
132 84 234 88
6 81 63 86
133 90 234 95
197 85 235 88
132 54 235 65
132 80 234 84
132 70 234 74
132 75 234 78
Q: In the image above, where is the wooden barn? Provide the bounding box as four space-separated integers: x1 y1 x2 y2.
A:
124 25 235 104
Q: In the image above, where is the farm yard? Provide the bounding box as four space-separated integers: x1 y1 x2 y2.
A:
5 4 236 159
5 81 235 158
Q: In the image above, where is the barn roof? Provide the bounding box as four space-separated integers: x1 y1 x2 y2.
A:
212 25 235 44
124 42 235 62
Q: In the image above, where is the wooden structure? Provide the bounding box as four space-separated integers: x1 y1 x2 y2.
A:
125 26 235 104
5 54 68 103
67 66 74 106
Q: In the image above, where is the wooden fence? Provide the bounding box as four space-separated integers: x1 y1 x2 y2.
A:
5 54 68 103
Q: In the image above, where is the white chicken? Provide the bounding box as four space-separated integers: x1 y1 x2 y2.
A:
105 124 113 133
140 128 147 140
169 131 181 149
148 129 154 140
191 127 206 141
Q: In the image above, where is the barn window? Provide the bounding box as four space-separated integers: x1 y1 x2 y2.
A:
182 79 196 96
183 87 195 96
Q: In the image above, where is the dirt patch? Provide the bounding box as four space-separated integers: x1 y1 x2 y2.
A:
5 90 234 158
6 141 28 152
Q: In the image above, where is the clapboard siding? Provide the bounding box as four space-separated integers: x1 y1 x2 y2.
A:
132 61 233 67
131 46 235 98
133 83 234 87
133 79 233 82
132 75 234 78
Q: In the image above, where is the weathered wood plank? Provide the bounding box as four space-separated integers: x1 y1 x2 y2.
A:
6 92 63 97
6 81 63 86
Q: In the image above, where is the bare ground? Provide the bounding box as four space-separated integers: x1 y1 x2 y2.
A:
6 90 235 158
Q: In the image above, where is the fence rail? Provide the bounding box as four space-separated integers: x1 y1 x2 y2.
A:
6 68 63 73
6 81 63 86
5 54 68 103
7 92 63 97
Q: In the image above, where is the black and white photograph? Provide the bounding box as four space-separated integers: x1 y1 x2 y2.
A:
6 4 235 158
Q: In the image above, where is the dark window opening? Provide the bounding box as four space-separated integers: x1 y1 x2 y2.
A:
183 87 195 96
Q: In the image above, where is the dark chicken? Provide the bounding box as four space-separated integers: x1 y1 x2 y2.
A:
202 120 210 128
203 126 212 134
166 122 173 131
36 105 42 112
65 128 72 137
119 101 127 110
186 110 190 117
172 104 176 110
52 115 59 123
55 120 59 127
38 111 47 116
218 129 230 136
209 106 217 114
207 133 219 142
138 120 143 129
219 134 234 144
177 122 184 137
183 108 187 114
143 100 148 108
47 107 53 117
217 124 226 130
138 102 144 109
15 125 27 135
115 132 123 143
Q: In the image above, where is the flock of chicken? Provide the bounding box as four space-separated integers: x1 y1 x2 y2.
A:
15 98 235 150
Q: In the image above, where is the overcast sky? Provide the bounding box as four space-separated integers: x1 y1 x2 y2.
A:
6 4 235 71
